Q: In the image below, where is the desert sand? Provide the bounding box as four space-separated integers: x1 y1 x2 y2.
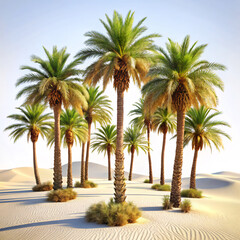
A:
0 163 240 240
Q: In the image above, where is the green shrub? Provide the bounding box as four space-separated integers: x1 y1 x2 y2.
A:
74 180 98 188
162 195 173 210
181 189 202 198
180 199 192 213
151 184 171 191
86 198 142 226
47 188 77 202
144 179 150 183
32 182 53 191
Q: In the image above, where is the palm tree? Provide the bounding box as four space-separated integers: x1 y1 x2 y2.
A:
152 108 176 185
16 46 89 190
184 106 230 189
123 125 148 181
142 36 225 207
5 104 52 185
48 109 88 188
76 11 159 203
91 125 117 180
84 87 112 181
129 98 154 183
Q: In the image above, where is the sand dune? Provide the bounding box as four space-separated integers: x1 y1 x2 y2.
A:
0 167 239 240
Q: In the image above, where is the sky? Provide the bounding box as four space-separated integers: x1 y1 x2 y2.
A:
0 0 240 179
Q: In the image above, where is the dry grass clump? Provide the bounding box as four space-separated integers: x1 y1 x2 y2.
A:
47 188 77 202
144 179 150 183
151 184 171 191
86 198 142 226
180 199 192 213
74 180 98 188
181 189 202 198
32 182 53 191
162 195 173 210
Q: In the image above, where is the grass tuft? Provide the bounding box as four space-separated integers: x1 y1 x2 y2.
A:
181 189 202 198
86 198 141 226
143 179 150 183
162 195 173 210
47 188 77 202
180 199 192 213
74 180 98 188
32 182 53 191
151 184 171 191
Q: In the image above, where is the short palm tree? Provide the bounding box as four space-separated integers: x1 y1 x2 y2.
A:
76 11 160 203
142 35 225 207
91 125 117 180
184 106 231 189
129 98 154 183
48 109 88 188
16 46 89 190
84 87 112 181
152 108 176 185
5 104 52 185
123 126 148 181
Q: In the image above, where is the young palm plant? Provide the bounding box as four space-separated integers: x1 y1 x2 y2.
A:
152 108 176 185
84 87 112 181
142 36 226 207
123 125 148 181
91 125 117 180
16 46 89 190
5 104 52 185
76 11 160 203
129 98 155 183
48 109 88 188
184 106 231 189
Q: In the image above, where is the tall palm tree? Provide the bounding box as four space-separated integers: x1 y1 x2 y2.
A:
142 36 225 207
123 125 148 181
5 104 52 185
16 46 89 190
84 87 112 181
152 108 176 185
129 98 154 183
91 125 117 180
184 106 230 189
48 109 88 188
76 11 159 203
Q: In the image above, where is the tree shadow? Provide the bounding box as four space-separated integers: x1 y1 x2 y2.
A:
0 196 47 205
0 189 33 195
140 206 163 211
0 217 108 232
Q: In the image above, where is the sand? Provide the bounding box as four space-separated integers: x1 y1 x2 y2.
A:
0 164 239 240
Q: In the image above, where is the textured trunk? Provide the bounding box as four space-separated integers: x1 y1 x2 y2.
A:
67 144 73 188
32 141 41 185
128 147 135 181
81 143 85 185
160 132 167 185
107 146 112 180
85 122 92 181
114 88 126 203
53 103 62 190
147 124 153 183
170 110 185 207
190 146 199 189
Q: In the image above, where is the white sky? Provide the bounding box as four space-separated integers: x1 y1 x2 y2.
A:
0 0 239 178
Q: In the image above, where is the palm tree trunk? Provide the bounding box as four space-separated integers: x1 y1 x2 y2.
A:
114 88 126 203
81 143 85 185
53 103 62 190
190 146 199 189
128 147 135 181
160 132 167 185
32 141 41 185
85 122 92 181
170 110 185 207
107 146 112 180
147 124 153 183
67 144 73 188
